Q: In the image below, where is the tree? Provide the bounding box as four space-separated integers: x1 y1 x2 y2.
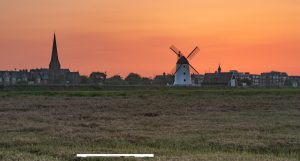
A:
125 73 142 85
89 72 107 85
106 75 125 85
141 77 152 85
153 73 174 85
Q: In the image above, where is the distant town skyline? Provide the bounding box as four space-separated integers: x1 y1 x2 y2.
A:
0 1 299 77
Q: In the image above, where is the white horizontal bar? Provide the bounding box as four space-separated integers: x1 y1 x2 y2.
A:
76 154 154 158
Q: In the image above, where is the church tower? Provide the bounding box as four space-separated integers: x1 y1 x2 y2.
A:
217 65 222 73
49 33 61 70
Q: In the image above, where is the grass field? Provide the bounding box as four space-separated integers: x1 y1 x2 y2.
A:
0 89 299 161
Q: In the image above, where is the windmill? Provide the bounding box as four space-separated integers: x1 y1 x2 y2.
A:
170 45 200 86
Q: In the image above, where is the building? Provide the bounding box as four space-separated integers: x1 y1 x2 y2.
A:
261 71 288 87
0 70 30 85
286 76 300 88
202 65 237 87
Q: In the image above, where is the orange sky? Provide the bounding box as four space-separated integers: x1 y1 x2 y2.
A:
0 0 299 77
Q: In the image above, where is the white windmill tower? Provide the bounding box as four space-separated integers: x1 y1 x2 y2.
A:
169 45 200 86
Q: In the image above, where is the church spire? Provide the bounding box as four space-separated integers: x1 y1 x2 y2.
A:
49 33 61 70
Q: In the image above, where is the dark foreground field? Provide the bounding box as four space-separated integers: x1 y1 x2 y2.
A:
0 89 299 161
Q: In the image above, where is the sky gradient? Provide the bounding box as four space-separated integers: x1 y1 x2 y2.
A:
0 0 299 77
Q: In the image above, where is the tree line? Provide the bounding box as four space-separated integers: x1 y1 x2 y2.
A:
79 72 174 85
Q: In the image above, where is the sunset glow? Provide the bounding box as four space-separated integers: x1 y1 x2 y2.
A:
0 0 299 77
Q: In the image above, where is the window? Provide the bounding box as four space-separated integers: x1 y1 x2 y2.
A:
183 72 186 75
184 79 186 82
183 65 185 68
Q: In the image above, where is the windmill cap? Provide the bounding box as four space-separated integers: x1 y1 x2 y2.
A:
177 56 189 64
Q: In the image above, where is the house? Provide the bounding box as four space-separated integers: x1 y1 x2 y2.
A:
191 74 204 85
286 76 300 88
235 72 252 87
29 69 49 84
250 74 261 86
261 71 288 87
